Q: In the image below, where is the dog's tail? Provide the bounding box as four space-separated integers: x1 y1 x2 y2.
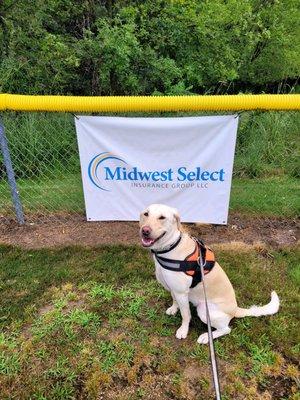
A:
234 291 280 318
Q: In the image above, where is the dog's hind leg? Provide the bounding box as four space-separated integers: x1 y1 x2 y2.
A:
196 303 232 344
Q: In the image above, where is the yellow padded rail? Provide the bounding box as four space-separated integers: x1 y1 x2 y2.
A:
0 93 299 112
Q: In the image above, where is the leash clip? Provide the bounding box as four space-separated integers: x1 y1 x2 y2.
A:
197 255 206 269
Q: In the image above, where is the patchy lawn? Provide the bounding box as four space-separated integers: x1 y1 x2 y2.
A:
0 243 299 399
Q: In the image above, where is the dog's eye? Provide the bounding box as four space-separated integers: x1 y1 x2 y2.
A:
159 215 166 220
144 212 149 217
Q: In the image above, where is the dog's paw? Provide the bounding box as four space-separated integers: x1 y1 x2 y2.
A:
176 325 189 339
166 305 178 316
197 333 209 344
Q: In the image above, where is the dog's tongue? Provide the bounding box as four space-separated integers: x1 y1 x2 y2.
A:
141 236 155 247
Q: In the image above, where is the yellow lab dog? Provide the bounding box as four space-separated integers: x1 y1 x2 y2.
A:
139 204 280 343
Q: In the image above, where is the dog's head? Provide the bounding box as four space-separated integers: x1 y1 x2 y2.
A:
139 204 181 250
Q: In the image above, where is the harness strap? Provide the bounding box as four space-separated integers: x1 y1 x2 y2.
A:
153 237 215 288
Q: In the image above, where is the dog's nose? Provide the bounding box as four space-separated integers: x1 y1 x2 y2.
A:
142 226 152 237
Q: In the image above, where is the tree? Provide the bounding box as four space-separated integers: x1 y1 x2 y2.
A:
0 0 299 95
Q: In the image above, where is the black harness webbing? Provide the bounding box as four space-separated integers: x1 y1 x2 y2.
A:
151 237 215 288
153 234 183 254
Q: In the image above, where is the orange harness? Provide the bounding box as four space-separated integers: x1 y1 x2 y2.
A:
152 237 215 288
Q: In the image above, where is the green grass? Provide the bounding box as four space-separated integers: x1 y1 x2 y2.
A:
1 174 299 217
0 173 84 215
0 244 299 399
230 177 300 216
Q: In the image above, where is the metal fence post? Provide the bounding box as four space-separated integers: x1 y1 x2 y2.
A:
0 117 25 225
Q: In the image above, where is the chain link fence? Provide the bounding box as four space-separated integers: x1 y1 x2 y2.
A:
0 111 299 247
0 113 84 222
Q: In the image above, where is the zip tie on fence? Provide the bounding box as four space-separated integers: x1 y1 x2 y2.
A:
0 94 299 112
235 110 248 118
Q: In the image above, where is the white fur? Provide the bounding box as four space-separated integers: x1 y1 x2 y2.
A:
234 291 280 317
140 204 280 344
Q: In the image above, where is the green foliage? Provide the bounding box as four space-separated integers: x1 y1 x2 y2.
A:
235 111 300 178
0 0 299 95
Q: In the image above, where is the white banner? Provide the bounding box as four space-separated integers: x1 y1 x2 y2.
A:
75 116 238 224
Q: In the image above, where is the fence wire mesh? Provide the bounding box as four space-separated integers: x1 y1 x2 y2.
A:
0 111 299 247
0 113 84 223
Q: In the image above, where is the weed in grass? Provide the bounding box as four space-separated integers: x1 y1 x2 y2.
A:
285 364 300 388
68 309 100 329
97 341 119 373
118 287 139 300
145 306 160 322
291 343 300 358
24 303 38 323
214 340 230 359
156 326 174 337
31 394 49 400
126 296 146 318
53 297 68 310
49 381 75 400
127 321 148 340
89 283 115 301
136 388 146 398
0 351 20 375
45 355 76 382
116 340 135 367
35 348 48 360
190 343 209 363
107 310 123 328
0 332 17 350
247 343 277 380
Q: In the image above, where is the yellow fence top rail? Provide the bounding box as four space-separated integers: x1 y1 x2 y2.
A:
0 93 299 112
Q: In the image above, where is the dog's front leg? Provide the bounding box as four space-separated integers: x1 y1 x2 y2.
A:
173 291 191 339
166 292 179 316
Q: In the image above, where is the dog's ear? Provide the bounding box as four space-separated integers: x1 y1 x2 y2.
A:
173 208 181 230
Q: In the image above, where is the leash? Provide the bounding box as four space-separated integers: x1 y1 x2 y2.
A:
197 254 222 400
152 234 222 398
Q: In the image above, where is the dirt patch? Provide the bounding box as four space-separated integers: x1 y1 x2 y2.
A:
0 213 299 249
258 375 297 399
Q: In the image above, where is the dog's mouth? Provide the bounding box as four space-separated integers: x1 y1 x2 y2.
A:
141 231 166 248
